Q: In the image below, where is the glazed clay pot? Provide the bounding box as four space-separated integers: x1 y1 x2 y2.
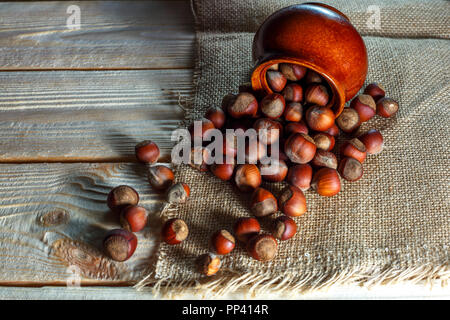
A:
251 3 368 117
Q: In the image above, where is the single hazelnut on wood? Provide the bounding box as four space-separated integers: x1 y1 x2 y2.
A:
340 138 367 163
259 159 288 182
210 230 235 255
287 164 313 192
227 92 258 118
306 105 335 132
359 130 384 155
324 123 340 136
205 107 226 129
311 168 341 197
285 121 309 136
376 97 399 118
305 70 323 84
311 150 338 169
188 118 215 141
279 63 307 81
147 165 175 191
283 102 303 122
166 183 190 204
210 163 235 181
234 164 262 192
305 84 329 107
120 205 148 232
284 133 316 164
250 187 278 217
363 82 385 102
336 108 360 133
233 217 261 243
338 157 363 182
278 185 307 217
313 133 335 151
196 253 221 276
135 140 160 164
161 218 189 245
282 83 303 102
189 146 210 172
350 94 376 122
107 185 139 213
272 216 297 241
246 234 278 262
103 229 137 262
260 93 285 119
266 70 287 92
253 118 282 145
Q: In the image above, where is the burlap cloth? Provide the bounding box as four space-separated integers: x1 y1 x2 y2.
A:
137 0 450 296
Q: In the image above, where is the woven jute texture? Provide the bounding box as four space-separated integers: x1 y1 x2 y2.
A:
137 0 450 296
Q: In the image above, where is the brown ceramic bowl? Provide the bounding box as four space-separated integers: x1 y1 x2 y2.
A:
251 3 368 117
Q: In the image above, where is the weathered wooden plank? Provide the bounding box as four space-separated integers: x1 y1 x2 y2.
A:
0 69 193 162
0 162 168 284
0 1 194 70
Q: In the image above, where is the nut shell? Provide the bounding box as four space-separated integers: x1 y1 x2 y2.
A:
233 217 261 243
359 130 384 155
246 234 278 262
103 229 137 262
287 164 313 191
250 188 278 217
107 185 139 213
196 253 221 276
278 185 307 217
338 157 363 181
234 164 262 192
284 133 316 164
135 140 160 164
120 205 148 232
211 230 235 255
147 165 174 191
161 218 189 245
272 216 297 241
311 168 341 197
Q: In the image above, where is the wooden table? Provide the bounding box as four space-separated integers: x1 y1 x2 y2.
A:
0 1 447 299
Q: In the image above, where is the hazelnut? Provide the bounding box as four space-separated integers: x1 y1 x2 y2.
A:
287 164 313 191
234 164 262 192
266 70 287 92
223 133 238 158
311 150 338 169
305 105 335 132
161 218 189 245
233 217 261 243
244 140 267 164
107 185 139 213
205 107 226 129
338 157 363 182
246 234 278 262
166 182 190 204
253 118 282 145
285 121 309 136
250 187 278 217
340 138 367 163
305 84 329 107
260 93 285 119
278 185 307 217
227 92 258 118
272 216 297 241
196 253 221 276
323 123 340 136
279 63 307 81
363 82 385 102
376 97 399 118
210 163 235 181
283 102 303 122
135 140 160 164
210 230 235 255
147 165 174 191
120 205 148 232
103 229 137 262
304 70 323 84
188 118 215 141
313 133 335 151
336 108 360 133
189 146 211 172
284 133 316 164
359 129 384 155
282 83 303 102
259 159 288 182
350 94 376 122
311 168 341 197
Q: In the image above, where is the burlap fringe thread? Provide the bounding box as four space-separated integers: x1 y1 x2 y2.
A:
134 262 449 298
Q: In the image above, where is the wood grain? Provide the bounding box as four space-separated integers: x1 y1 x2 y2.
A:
0 162 169 284
0 1 194 70
0 69 193 162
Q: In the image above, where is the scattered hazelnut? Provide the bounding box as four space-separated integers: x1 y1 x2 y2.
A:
205 107 226 129
259 159 288 182
196 253 221 276
305 105 335 131
234 164 262 192
233 217 261 243
227 92 258 118
282 83 303 102
287 164 313 191
147 165 175 191
313 132 335 151
311 168 341 197
338 157 363 181
284 133 316 164
336 108 360 133
323 123 340 136
283 102 303 122
363 82 385 102
166 183 190 204
188 118 215 141
279 63 307 81
120 205 148 232
103 229 137 262
272 216 297 241
340 138 367 163
305 84 329 107
250 187 278 217
210 163 235 181
311 150 338 169
260 93 285 119
359 129 384 155
376 97 399 118
244 140 267 164
161 218 189 245
246 234 278 262
253 118 282 145
107 185 139 213
285 121 309 136
350 94 376 122
266 70 287 92
210 230 235 255
189 146 211 172
135 140 160 164
278 185 307 217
